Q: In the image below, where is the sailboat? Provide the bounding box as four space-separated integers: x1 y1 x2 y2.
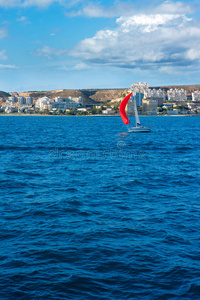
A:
119 89 151 133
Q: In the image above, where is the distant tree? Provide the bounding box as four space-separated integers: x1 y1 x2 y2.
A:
113 103 120 113
97 108 102 114
69 110 76 115
77 111 87 115
44 110 51 115
91 106 98 114
162 108 167 114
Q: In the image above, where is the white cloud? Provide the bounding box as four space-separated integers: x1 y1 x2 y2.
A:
17 16 27 22
32 45 68 59
73 62 89 70
0 0 194 16
116 14 191 32
29 1 200 77
0 50 8 60
60 61 90 71
69 10 200 73
65 2 136 18
50 27 60 36
65 1 194 18
0 28 7 39
154 1 194 14
22 0 58 8
0 64 17 69
185 49 200 60
0 0 19 8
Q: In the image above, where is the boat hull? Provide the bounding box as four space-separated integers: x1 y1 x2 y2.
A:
128 127 151 133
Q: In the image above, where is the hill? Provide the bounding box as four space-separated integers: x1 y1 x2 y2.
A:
13 88 128 104
0 91 11 99
3 84 200 104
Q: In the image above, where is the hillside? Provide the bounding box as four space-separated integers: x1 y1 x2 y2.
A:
3 84 200 104
0 91 11 99
12 88 128 104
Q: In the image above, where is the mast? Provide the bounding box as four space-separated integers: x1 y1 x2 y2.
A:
131 84 141 127
134 97 141 127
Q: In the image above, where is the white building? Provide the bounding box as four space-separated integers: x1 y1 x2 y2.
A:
17 97 26 105
146 88 165 101
5 106 18 113
102 108 115 115
192 91 200 102
35 96 52 110
142 99 158 115
26 97 33 105
133 82 149 94
68 96 83 105
54 97 63 103
52 97 83 110
77 108 87 112
167 88 187 101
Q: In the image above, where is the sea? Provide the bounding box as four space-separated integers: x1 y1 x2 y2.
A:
0 115 200 300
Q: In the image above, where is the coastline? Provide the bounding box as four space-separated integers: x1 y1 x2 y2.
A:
0 113 200 117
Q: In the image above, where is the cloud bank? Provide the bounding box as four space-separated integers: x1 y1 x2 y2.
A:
6 0 200 78
68 8 200 73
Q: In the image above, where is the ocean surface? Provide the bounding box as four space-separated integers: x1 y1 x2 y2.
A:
0 115 200 300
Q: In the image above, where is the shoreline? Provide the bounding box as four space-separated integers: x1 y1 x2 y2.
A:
0 114 200 117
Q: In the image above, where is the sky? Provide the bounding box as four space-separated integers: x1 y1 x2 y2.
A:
0 0 200 92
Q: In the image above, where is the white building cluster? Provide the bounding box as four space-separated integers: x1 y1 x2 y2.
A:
146 88 165 100
35 96 52 110
133 82 149 94
2 96 34 113
167 88 187 101
35 96 83 111
130 82 149 107
7 96 33 105
192 91 200 102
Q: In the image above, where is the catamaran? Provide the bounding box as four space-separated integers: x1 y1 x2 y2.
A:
119 86 151 133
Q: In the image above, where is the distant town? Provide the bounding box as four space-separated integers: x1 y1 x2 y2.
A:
0 82 200 116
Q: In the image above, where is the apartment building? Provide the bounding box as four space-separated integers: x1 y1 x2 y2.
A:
192 91 200 102
142 99 158 115
167 88 187 101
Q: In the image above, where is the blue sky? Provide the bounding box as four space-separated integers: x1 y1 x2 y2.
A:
0 0 200 92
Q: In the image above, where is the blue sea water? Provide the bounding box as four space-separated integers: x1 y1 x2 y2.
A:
0 115 200 300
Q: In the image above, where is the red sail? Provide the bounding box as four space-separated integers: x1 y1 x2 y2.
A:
119 92 132 125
